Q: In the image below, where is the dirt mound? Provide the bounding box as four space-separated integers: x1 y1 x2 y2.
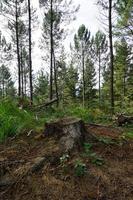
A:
0 124 133 200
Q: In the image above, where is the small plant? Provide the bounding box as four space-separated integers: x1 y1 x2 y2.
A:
82 143 104 166
98 137 115 145
122 132 133 140
74 160 87 177
84 143 93 153
60 154 70 174
60 154 69 167
90 153 104 166
82 143 93 157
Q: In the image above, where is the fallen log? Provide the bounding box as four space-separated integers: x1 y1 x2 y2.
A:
116 114 133 126
31 98 58 111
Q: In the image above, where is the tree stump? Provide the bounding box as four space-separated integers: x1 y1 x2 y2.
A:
44 117 86 152
116 114 133 126
44 117 93 152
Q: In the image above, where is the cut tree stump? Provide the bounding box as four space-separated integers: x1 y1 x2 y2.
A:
116 114 133 126
44 117 87 152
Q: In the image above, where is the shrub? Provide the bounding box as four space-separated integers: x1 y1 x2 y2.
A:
0 99 36 141
74 160 87 177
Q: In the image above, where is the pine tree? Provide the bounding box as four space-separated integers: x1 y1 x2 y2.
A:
74 24 91 107
0 65 15 98
116 0 133 39
34 70 49 103
84 58 96 107
92 30 108 106
114 38 132 109
40 0 79 101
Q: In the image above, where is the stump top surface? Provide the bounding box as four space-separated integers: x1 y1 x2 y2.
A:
56 117 82 126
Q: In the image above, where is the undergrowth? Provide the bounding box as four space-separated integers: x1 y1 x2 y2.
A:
0 99 38 141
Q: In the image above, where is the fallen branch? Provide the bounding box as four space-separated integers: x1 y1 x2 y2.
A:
31 98 58 111
0 157 47 188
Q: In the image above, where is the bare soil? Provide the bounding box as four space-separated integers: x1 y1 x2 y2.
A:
0 124 133 200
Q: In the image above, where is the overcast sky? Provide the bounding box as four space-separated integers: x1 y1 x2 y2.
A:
0 0 102 73
32 0 102 71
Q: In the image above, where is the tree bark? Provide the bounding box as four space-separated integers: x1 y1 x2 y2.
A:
82 43 85 108
109 0 114 114
20 45 24 97
50 0 53 100
53 51 59 106
98 52 101 106
28 0 33 104
15 0 21 97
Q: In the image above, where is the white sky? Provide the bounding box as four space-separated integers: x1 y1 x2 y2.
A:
0 0 102 74
32 0 102 72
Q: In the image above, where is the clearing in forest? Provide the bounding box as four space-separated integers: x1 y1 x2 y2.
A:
0 121 133 200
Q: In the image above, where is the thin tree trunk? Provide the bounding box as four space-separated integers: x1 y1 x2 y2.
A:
24 65 27 97
2 79 4 98
99 52 101 106
109 0 114 114
53 51 59 106
82 43 85 108
20 46 24 97
123 68 126 97
50 0 53 100
28 0 33 104
15 0 21 97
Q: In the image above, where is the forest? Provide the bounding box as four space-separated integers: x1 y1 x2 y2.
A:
0 0 133 199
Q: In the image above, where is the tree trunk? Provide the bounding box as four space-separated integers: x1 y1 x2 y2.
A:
82 43 85 108
24 65 27 97
99 52 101 106
50 0 53 100
28 0 33 104
53 51 59 106
15 0 21 97
44 117 86 152
20 46 24 97
109 0 114 114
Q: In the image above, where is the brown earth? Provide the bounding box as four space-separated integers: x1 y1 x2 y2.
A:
0 124 133 200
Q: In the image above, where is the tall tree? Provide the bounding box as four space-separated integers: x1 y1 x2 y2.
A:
92 30 108 106
84 58 96 107
109 0 114 113
116 0 133 40
2 0 25 97
40 0 79 101
28 0 33 104
74 24 91 107
114 38 132 108
97 0 116 113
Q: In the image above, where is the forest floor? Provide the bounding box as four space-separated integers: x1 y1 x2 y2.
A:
0 123 133 200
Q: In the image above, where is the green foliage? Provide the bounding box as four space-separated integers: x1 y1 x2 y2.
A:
91 155 104 166
74 159 86 177
84 143 93 153
0 99 37 141
66 106 95 122
122 131 133 139
0 64 15 98
34 70 49 103
98 137 115 145
82 142 104 166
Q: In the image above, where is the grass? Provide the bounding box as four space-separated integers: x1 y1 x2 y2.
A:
0 99 132 142
0 99 39 141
